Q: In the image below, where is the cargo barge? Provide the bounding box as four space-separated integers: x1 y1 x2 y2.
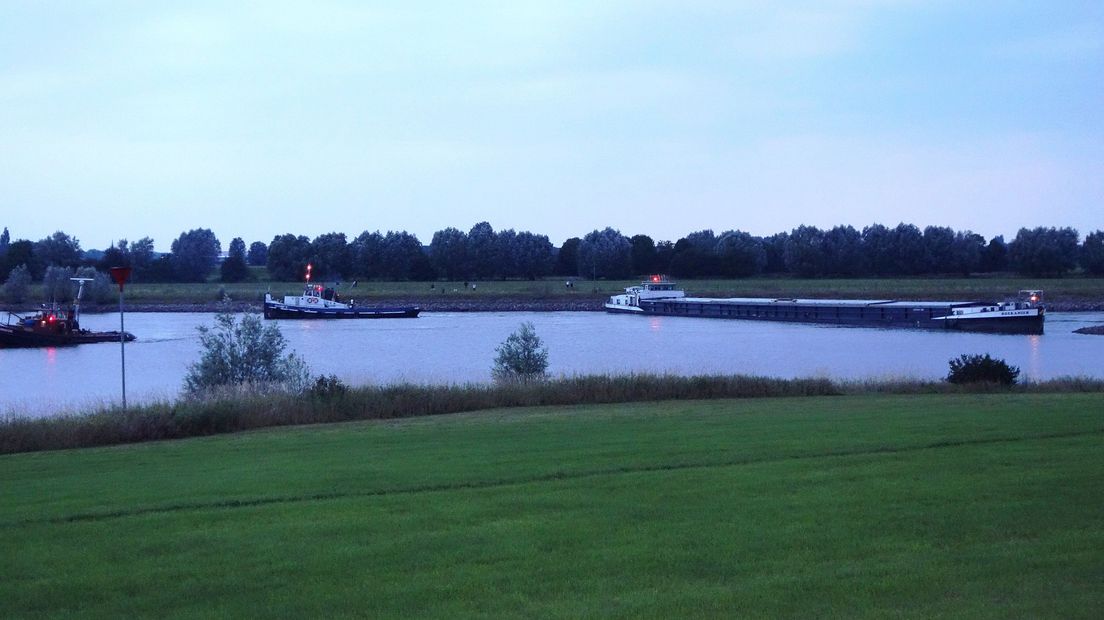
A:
605 277 1044 334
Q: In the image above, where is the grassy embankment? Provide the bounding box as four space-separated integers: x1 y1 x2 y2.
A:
39 273 1104 307
2 393 1102 617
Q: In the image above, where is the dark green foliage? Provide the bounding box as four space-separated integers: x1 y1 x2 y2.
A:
2 264 31 303
1081 231 1104 275
247 241 268 266
554 237 581 276
309 375 349 400
430 227 468 279
34 231 82 269
1009 227 1080 277
309 232 350 280
183 312 310 397
630 234 657 275
492 322 549 383
946 354 1020 385
220 237 250 283
785 225 826 277
981 235 1008 272
578 227 632 279
715 230 766 277
41 266 75 302
170 228 221 282
267 233 312 281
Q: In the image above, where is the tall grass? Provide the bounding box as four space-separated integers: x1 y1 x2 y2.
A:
2 373 1101 455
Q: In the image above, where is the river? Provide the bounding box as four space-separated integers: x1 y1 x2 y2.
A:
2 311 1102 418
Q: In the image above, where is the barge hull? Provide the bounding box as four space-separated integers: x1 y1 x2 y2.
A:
636 299 1043 335
263 303 420 319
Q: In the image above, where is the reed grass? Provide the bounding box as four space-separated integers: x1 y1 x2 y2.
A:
2 373 1102 455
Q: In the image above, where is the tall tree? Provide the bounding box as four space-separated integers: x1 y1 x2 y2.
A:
247 241 268 267
349 231 385 279
890 223 925 275
1008 227 1080 277
266 233 312 281
309 232 350 280
554 238 581 277
430 227 468 280
220 237 250 282
630 234 657 275
980 235 1008 272
467 222 497 279
170 229 221 282
1081 231 1104 275
861 224 894 276
577 228 632 279
715 230 766 277
784 225 825 277
379 231 433 280
512 231 554 280
822 225 866 276
35 231 83 269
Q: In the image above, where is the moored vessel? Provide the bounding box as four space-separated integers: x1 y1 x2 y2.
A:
0 278 136 348
263 265 420 320
605 277 1045 335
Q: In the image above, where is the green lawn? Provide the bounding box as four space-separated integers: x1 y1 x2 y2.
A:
40 275 1104 305
2 393 1102 617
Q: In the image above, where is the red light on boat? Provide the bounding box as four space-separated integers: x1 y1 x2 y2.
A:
48 315 56 323
651 275 660 282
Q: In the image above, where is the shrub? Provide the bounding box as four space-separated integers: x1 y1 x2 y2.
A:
42 266 75 302
2 264 31 303
309 375 349 400
492 321 549 384
74 267 115 304
183 312 310 397
946 354 1020 386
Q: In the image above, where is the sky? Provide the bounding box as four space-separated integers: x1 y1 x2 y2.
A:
1 1 1101 252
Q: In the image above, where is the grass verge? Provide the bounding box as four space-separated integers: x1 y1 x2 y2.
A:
1 393 1102 617
2 373 1103 454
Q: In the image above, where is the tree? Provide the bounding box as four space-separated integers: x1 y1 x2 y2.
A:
2 264 31 303
495 228 519 279
170 228 221 282
430 227 468 280
784 225 825 277
822 225 866 276
761 233 788 274
308 232 350 280
129 237 156 280
1008 227 1079 277
491 321 549 384
97 240 131 272
74 266 114 304
890 223 925 275
379 231 433 280
267 233 312 281
220 237 250 283
247 241 268 267
577 228 632 279
42 266 76 302
512 231 554 280
922 226 957 274
948 231 985 276
861 224 894 276
349 231 385 279
467 222 498 279
980 235 1008 272
630 234 657 275
715 230 766 277
183 312 310 397
34 231 83 269
554 238 581 276
1080 231 1104 275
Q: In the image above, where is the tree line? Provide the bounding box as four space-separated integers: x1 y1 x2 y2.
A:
2 223 1104 296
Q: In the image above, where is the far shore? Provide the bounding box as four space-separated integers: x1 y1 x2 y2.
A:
7 296 1103 314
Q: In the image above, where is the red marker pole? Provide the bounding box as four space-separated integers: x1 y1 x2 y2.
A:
109 267 132 411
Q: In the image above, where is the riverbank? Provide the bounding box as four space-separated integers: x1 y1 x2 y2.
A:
6 275 1104 313
3 393 1102 617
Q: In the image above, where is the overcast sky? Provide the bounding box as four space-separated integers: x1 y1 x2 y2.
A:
2 1 1101 252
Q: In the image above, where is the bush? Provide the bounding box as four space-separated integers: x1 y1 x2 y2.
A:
2 264 31 303
42 266 75 302
309 375 349 400
183 312 310 397
946 354 1020 386
492 321 549 384
74 267 115 304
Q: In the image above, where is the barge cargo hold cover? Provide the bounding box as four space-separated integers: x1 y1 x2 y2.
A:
605 278 1045 335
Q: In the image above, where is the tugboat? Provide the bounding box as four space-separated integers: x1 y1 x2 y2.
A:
263 264 420 320
0 278 136 348
606 276 1044 335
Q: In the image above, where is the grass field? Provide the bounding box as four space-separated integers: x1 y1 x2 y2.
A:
36 274 1104 306
3 393 1102 617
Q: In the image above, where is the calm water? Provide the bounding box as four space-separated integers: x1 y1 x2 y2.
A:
2 311 1102 418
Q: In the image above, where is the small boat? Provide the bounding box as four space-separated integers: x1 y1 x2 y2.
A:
263 266 420 320
605 276 1045 335
0 278 136 348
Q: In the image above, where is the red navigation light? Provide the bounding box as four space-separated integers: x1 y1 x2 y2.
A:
651 275 660 283
48 314 56 323
305 264 313 282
